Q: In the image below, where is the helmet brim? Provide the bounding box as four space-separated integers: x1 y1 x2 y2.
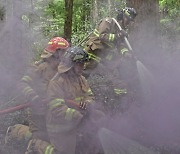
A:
58 62 72 73
40 50 53 59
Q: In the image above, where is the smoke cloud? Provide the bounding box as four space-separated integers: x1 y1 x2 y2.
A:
0 0 179 154
100 9 180 153
0 0 51 100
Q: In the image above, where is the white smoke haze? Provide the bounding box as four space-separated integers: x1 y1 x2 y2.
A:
96 8 180 154
0 1 51 152
0 0 179 153
0 0 29 100
77 2 180 154
0 0 51 101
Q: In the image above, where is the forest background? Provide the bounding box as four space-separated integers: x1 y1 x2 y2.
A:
0 0 179 121
0 0 179 106
0 0 179 59
0 0 179 153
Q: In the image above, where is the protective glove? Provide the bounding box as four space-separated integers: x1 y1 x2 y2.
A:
79 100 92 110
116 29 128 39
79 101 87 110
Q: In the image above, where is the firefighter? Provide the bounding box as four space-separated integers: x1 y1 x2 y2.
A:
5 37 69 152
83 7 138 115
83 7 137 71
45 46 101 154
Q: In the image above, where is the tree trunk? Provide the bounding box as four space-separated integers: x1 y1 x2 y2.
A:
126 0 160 65
92 0 98 25
82 0 91 31
81 1 86 31
107 0 112 16
64 0 74 43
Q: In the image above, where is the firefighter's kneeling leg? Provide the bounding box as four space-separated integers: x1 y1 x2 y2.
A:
5 124 32 149
25 139 58 154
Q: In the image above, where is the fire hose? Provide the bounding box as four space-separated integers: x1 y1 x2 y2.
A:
112 18 133 51
0 103 30 115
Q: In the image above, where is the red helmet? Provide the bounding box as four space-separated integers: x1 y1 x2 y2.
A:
45 37 69 53
41 37 69 59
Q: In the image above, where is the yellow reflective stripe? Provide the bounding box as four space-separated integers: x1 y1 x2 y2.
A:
65 108 75 121
22 86 34 96
49 103 62 111
49 147 54 154
93 29 100 37
45 145 50 154
112 34 115 41
93 32 99 37
58 42 66 45
47 124 70 133
49 98 65 105
114 88 127 95
24 130 32 141
75 97 83 101
124 10 131 17
48 42 53 44
48 98 65 110
121 48 128 55
109 34 115 42
46 124 58 133
45 145 54 154
94 29 99 33
31 95 39 102
87 88 93 95
49 146 54 154
21 76 32 82
88 53 101 63
109 34 112 41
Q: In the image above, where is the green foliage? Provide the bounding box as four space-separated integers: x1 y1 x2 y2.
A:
71 0 92 45
43 0 65 37
26 0 179 57
29 0 128 46
31 0 92 45
159 0 180 31
159 0 180 53
32 42 45 61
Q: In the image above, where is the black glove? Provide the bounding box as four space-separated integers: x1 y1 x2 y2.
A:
116 29 128 39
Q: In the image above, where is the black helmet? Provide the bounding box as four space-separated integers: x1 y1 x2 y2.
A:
123 7 137 21
117 7 137 21
58 46 89 73
64 46 89 63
